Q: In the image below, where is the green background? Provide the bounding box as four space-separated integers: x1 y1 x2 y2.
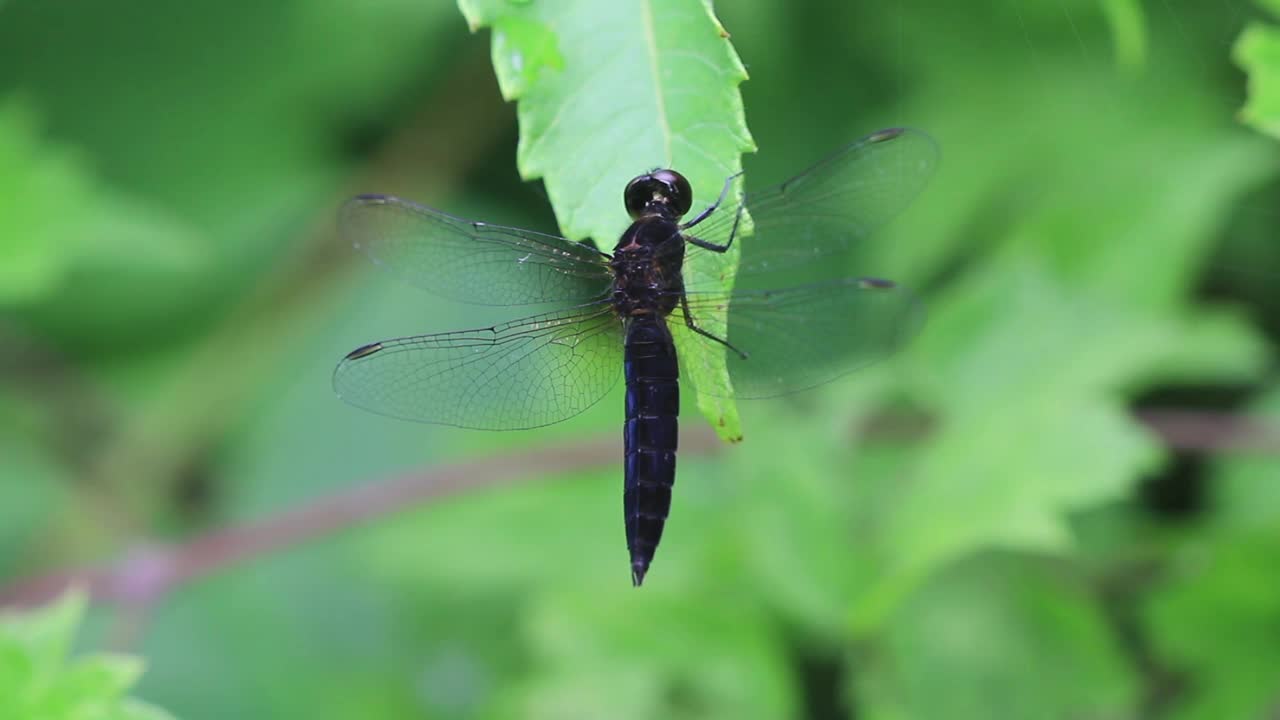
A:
1 1 1278 718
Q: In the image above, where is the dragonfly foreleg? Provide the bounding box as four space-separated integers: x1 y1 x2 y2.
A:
685 189 745 255
681 171 743 232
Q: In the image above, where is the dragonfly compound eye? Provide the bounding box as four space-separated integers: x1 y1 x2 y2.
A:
624 169 693 219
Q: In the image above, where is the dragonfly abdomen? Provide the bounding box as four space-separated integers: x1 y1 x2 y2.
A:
622 314 680 587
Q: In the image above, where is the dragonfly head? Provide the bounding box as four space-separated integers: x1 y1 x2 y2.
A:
624 169 692 220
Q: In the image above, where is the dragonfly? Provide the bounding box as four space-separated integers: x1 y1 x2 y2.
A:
334 127 938 586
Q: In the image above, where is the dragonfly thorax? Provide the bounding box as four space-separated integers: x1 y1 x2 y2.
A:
610 216 685 318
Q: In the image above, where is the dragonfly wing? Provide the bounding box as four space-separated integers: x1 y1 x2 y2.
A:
334 303 624 429
342 194 615 306
683 128 939 286
671 277 923 399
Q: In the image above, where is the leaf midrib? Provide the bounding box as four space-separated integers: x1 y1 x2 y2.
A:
639 0 673 165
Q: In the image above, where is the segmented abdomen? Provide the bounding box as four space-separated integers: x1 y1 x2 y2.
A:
622 314 680 586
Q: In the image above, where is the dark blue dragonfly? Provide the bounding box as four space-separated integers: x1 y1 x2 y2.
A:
334 127 938 585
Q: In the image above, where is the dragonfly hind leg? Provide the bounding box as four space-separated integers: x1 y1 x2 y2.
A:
678 294 748 360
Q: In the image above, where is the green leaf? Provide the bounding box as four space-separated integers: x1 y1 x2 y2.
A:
852 398 1161 631
456 0 753 245
0 592 176 720
118 698 181 720
857 554 1138 720
1235 21 1280 140
1145 531 1280 720
501 587 796 720
1010 132 1275 315
0 97 207 319
0 99 93 303
1098 0 1147 70
1141 307 1271 385
0 1 459 346
829 90 1275 626
456 0 755 440
851 256 1168 630
0 589 85 673
1208 382 1280 532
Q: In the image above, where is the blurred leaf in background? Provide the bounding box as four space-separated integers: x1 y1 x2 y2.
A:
1100 0 1148 71
856 554 1139 720
1236 0 1280 139
0 592 174 719
1141 385 1280 720
0 0 1278 719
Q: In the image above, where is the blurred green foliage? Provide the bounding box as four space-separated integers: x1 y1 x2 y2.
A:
0 592 172 719
1 1 1278 719
1236 0 1280 139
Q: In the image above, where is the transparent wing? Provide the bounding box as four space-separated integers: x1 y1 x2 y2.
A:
671 277 923 399
683 127 939 288
342 194 615 306
333 303 623 430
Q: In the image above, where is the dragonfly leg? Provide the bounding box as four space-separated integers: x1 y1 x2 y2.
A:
681 171 742 231
685 200 744 254
679 294 748 360
685 187 746 254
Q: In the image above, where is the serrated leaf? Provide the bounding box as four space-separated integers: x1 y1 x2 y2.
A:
456 0 755 440
457 0 753 244
485 15 565 98
1235 21 1280 139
